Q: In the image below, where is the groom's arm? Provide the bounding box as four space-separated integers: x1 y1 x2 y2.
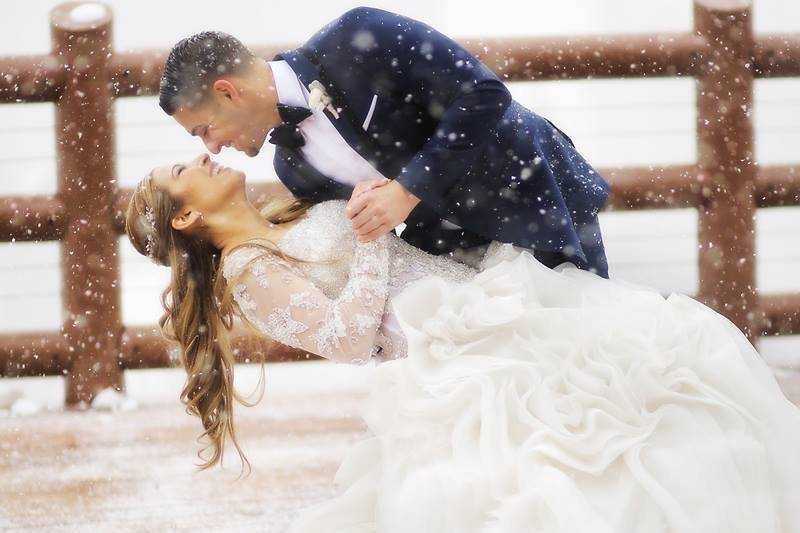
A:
338 7 512 238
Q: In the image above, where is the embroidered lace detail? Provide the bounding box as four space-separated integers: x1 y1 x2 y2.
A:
222 221 390 364
250 259 272 288
310 307 347 356
290 292 320 310
352 313 378 336
386 238 477 298
262 307 309 347
222 200 479 363
232 283 257 311
222 247 264 281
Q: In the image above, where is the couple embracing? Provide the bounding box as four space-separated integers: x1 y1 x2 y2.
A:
125 7 800 532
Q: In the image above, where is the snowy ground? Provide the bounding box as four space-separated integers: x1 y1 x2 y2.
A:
0 362 374 533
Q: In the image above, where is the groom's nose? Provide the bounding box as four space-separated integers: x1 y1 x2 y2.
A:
203 138 221 154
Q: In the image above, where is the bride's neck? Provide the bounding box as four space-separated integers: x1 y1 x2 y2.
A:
208 200 282 259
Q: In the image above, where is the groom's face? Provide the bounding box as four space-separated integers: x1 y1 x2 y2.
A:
172 92 270 158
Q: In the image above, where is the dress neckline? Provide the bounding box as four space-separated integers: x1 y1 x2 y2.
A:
220 203 321 265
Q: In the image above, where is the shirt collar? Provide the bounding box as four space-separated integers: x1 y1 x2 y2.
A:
267 60 308 108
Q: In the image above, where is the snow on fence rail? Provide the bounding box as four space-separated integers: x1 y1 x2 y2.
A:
0 0 798 407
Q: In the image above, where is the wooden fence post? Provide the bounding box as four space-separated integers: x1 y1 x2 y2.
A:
694 0 758 344
51 2 123 406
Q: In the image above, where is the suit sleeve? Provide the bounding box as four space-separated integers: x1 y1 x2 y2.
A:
334 7 513 212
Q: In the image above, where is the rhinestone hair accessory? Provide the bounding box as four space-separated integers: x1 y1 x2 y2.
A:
144 206 157 259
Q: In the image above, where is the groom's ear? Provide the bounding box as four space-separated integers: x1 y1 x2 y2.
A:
212 79 242 104
171 209 203 232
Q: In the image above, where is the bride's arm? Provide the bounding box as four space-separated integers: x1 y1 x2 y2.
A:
229 236 389 364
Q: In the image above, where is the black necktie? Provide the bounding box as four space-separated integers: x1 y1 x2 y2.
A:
268 103 313 149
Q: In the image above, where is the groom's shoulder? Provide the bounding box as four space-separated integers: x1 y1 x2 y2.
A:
301 6 409 59
340 6 392 18
332 6 402 25
309 6 415 42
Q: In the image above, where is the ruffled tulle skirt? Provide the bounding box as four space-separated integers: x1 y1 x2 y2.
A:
288 246 800 533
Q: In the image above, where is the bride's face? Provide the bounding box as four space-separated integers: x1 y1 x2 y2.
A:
150 153 246 219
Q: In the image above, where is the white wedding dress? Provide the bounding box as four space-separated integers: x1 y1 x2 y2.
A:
221 200 800 533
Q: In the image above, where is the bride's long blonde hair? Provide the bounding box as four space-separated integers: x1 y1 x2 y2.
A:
125 175 312 477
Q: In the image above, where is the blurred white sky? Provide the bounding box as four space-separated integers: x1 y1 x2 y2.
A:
0 0 798 365
4 0 800 52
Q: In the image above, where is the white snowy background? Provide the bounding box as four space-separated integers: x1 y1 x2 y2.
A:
0 0 798 406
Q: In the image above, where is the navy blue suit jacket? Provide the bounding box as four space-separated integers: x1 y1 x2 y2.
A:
272 6 610 278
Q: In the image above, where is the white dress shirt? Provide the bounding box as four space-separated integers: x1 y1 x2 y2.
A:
268 60 388 187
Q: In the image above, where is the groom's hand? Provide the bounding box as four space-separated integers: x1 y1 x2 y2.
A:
346 178 420 242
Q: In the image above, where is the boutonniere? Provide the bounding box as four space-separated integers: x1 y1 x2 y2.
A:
308 80 340 119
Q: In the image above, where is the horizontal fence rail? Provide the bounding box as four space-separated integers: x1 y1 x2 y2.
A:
0 0 798 407
4 32 800 103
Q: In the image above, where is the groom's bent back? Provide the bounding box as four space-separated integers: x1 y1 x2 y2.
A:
160 6 611 278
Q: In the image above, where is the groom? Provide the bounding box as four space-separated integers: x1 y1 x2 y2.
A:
159 6 611 278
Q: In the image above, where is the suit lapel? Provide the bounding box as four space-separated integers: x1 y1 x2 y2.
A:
273 145 352 201
273 49 377 166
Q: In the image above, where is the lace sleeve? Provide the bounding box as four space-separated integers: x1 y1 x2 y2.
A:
227 236 389 364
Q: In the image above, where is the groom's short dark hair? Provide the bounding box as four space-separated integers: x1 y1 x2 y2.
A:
159 31 255 115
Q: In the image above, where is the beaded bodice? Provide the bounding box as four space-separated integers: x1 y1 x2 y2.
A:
221 200 478 363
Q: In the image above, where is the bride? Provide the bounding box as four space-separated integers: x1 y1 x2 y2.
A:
126 153 800 533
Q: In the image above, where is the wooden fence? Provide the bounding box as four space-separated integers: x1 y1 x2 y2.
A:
0 0 798 406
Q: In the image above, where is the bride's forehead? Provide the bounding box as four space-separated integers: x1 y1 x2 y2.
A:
150 165 174 182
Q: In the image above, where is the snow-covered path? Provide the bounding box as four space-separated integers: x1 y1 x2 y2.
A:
0 362 372 533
